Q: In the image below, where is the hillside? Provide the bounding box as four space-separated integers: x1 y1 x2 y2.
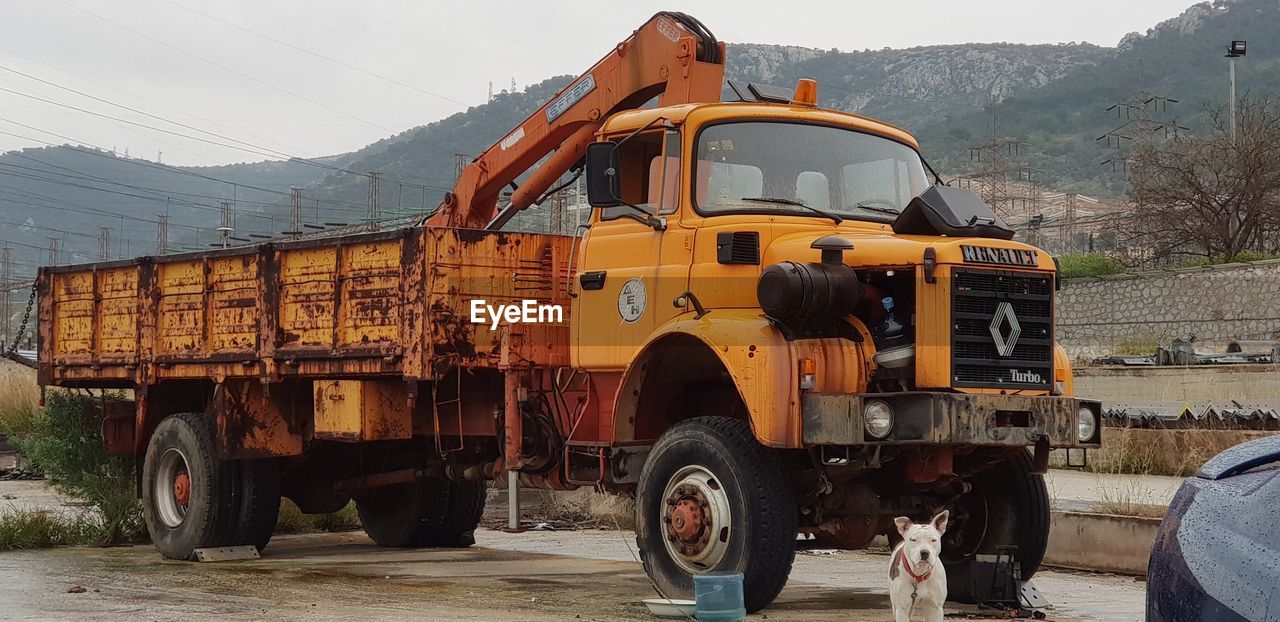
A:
725 41 1110 133
4 0 1279 275
917 0 1280 195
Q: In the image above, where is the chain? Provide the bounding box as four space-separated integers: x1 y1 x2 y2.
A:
3 281 36 358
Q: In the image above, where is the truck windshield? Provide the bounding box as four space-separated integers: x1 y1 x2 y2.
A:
694 121 929 222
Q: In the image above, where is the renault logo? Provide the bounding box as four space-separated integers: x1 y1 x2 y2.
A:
989 302 1021 357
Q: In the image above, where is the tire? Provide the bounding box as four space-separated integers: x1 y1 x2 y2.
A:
635 417 797 613
141 412 239 560
227 459 281 553
943 450 1050 603
354 479 486 548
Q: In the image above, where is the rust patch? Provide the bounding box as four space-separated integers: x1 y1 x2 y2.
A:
214 379 303 459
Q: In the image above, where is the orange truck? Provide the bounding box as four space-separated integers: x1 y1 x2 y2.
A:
36 13 1099 612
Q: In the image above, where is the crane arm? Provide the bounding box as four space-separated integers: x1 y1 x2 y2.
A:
427 12 726 229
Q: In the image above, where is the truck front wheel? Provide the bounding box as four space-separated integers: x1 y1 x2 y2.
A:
354 479 486 548
942 450 1050 602
636 417 797 613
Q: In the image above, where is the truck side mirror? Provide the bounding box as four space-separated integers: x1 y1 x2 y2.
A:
585 141 621 207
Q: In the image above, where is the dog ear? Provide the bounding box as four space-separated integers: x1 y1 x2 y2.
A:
894 516 912 536
931 510 949 534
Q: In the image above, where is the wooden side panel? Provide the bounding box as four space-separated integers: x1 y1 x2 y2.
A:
156 260 205 355
279 247 337 348
52 271 94 359
208 255 258 352
95 267 139 358
338 240 400 347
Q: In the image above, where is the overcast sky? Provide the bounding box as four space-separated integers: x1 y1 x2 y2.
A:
0 0 1197 167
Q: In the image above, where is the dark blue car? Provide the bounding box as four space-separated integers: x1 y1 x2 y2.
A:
1147 435 1280 621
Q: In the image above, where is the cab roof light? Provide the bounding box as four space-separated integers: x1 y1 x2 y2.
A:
792 78 818 107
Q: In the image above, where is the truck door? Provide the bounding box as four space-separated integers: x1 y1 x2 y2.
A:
572 129 688 370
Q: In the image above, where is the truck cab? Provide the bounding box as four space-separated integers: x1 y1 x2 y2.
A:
569 89 1100 606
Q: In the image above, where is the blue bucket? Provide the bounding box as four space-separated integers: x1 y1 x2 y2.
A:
693 571 746 622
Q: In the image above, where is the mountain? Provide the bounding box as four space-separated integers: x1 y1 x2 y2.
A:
4 0 1279 276
917 0 1280 195
725 41 1109 134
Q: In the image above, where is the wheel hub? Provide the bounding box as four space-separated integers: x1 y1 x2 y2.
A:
153 448 191 528
173 471 191 507
667 493 709 553
659 466 732 572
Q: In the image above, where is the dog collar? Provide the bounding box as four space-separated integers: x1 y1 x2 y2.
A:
899 549 934 583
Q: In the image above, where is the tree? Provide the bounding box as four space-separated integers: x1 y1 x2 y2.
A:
1125 96 1280 262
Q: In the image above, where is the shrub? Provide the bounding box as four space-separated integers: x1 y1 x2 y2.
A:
10 392 145 546
275 499 361 533
1058 253 1127 279
0 507 101 551
0 361 40 439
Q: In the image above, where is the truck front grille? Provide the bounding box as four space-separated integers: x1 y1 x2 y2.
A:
951 269 1054 390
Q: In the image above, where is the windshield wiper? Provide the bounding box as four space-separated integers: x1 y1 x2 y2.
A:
741 197 843 224
854 200 902 216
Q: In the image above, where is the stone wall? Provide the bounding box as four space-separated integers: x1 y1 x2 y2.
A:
1056 259 1280 360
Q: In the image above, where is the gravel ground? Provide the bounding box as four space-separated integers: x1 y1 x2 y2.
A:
0 525 1147 621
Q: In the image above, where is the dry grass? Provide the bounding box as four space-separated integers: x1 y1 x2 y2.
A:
1111 339 1159 356
1086 427 1275 477
485 487 636 530
1092 498 1168 519
0 507 106 551
1090 473 1170 518
0 361 40 438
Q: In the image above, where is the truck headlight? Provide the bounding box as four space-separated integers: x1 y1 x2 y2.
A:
1077 406 1097 442
864 400 894 439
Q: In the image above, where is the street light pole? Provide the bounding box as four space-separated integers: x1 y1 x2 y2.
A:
1226 40 1247 141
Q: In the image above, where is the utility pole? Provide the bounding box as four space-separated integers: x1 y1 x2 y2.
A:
367 172 381 232
288 187 303 238
1226 40 1246 140
99 226 112 260
1 244 11 344
218 201 234 249
551 189 567 235
47 237 61 266
454 154 470 183
156 214 169 254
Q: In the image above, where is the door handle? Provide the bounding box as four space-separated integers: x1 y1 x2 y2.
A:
579 271 606 291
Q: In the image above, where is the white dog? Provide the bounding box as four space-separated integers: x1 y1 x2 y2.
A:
888 511 949 622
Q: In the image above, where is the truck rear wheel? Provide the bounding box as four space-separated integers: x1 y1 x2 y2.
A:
226 459 281 553
142 412 238 560
354 479 486 548
943 450 1050 602
636 417 797 613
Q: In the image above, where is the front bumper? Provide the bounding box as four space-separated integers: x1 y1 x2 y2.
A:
802 391 1101 448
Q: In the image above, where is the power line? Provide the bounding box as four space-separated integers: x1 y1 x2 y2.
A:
0 123 378 212
155 0 520 125
52 0 399 134
0 62 326 166
0 99 447 193
0 43 313 156
0 62 451 190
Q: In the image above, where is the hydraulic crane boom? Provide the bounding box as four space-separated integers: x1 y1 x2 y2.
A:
427 12 726 229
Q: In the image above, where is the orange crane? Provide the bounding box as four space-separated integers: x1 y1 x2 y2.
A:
428 12 725 229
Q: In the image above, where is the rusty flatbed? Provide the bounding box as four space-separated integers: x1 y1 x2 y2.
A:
38 226 574 387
